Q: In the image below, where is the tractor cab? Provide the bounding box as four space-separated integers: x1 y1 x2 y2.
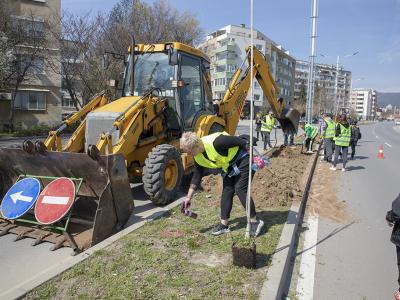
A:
122 43 213 131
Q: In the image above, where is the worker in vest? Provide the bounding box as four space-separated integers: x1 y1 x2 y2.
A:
180 131 264 237
261 111 276 150
321 113 336 162
330 114 351 171
301 122 318 154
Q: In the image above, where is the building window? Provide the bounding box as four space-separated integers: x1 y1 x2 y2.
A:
18 55 45 74
256 44 263 51
254 94 260 101
62 95 75 108
14 91 47 110
13 18 45 38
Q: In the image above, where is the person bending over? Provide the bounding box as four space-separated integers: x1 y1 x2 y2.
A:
180 131 264 237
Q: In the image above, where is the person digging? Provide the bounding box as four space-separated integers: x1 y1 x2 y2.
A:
180 131 264 237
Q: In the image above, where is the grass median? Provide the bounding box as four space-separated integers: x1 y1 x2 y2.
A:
26 146 310 300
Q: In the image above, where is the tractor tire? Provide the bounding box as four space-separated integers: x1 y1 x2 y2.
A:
143 144 183 205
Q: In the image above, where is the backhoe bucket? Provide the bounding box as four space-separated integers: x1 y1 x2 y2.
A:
0 148 134 252
278 108 301 134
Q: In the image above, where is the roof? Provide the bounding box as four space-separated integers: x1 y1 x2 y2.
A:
134 42 210 63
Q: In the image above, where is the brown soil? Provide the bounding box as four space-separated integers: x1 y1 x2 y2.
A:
307 162 351 223
188 252 229 268
201 146 311 208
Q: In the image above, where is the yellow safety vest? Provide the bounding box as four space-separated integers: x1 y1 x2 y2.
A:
324 119 336 139
335 124 351 147
261 115 275 132
305 123 318 139
194 132 239 172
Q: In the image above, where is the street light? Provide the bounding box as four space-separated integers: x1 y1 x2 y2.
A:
334 52 358 117
320 52 359 117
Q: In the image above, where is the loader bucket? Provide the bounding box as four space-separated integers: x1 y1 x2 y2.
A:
0 148 134 252
277 108 301 134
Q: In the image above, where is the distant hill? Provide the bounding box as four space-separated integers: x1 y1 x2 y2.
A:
378 92 400 107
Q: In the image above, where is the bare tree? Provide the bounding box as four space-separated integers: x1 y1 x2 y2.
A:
0 31 15 90
0 2 52 130
103 0 203 53
48 12 100 109
294 81 307 115
51 0 204 105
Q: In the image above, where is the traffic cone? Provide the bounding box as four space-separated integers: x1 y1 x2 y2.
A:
377 145 385 159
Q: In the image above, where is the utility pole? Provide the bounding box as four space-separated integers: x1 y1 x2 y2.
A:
246 0 254 239
334 55 339 117
306 0 318 124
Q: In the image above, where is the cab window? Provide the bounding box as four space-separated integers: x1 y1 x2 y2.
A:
179 54 204 129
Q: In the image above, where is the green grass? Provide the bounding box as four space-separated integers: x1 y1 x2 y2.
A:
26 193 289 300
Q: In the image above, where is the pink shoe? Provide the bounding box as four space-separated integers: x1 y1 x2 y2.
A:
394 290 400 300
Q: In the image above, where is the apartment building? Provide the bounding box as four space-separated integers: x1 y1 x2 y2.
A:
350 88 378 120
294 60 352 113
198 24 295 113
0 0 62 130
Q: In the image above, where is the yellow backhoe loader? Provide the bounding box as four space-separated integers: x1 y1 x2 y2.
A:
0 42 299 251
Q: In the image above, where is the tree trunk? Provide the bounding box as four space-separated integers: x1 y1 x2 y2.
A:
8 84 20 133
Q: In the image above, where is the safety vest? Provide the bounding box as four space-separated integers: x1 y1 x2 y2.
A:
323 119 336 139
305 123 318 139
261 115 275 132
194 132 239 172
335 124 351 147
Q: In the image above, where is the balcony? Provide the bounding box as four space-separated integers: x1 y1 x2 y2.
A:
216 43 236 53
212 85 228 92
214 58 236 66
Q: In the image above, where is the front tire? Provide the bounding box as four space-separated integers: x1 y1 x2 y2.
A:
143 144 183 205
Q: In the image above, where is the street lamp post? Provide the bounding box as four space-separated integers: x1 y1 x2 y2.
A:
306 0 318 124
331 52 358 118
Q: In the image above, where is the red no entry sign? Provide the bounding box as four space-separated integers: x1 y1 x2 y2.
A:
35 178 76 225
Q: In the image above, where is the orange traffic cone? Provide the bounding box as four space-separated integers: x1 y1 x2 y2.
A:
377 145 385 159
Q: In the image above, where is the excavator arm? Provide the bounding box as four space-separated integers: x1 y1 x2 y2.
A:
217 46 299 135
44 92 108 152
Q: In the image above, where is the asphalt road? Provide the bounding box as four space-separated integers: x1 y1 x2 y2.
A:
296 122 400 299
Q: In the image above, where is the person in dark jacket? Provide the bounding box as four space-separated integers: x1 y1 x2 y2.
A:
255 113 263 141
350 120 361 159
180 131 264 237
330 114 351 171
386 193 400 300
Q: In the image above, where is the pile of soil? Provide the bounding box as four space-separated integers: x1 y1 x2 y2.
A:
201 146 311 208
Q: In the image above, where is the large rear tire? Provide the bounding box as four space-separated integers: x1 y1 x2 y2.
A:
143 144 183 205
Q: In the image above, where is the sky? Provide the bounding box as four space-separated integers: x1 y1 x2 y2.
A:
63 0 400 93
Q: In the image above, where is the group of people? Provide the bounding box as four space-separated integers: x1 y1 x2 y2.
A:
255 110 296 150
255 111 275 150
302 113 361 172
178 111 362 239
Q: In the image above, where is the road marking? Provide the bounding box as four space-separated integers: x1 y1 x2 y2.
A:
296 215 319 300
42 196 70 205
10 191 33 204
385 142 392 148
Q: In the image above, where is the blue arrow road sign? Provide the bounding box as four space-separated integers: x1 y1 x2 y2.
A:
0 178 41 220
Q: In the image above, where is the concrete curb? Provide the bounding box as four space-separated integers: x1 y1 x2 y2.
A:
0 135 47 142
259 201 301 300
259 142 322 300
2 197 186 300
